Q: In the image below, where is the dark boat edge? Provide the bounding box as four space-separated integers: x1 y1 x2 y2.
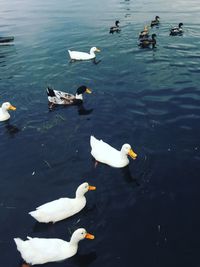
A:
0 36 14 43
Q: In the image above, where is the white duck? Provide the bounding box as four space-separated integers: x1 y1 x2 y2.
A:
90 135 137 168
68 47 100 61
0 102 16 122
29 182 96 223
14 228 95 265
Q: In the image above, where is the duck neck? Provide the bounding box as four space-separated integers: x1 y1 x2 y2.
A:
89 49 95 57
75 189 86 199
120 149 128 160
69 235 80 247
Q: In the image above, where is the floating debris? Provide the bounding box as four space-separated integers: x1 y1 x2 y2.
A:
43 160 52 168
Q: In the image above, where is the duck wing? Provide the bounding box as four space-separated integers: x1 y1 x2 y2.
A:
24 237 69 264
27 237 67 252
47 87 75 104
29 198 81 223
90 136 119 161
35 197 73 210
68 50 92 60
171 26 179 31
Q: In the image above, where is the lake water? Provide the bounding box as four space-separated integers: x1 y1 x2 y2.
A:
1 0 200 266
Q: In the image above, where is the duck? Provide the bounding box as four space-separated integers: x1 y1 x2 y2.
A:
68 47 100 61
14 228 95 265
151 16 160 27
29 182 96 223
109 20 121 34
139 34 157 49
138 25 149 39
170 23 183 36
90 135 137 168
46 85 92 109
0 102 16 122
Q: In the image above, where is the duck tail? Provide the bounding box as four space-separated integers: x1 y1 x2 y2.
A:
46 87 56 97
14 238 25 251
29 210 49 223
90 135 99 147
29 210 41 222
90 135 96 147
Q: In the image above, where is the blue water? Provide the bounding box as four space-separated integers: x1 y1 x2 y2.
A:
1 0 200 266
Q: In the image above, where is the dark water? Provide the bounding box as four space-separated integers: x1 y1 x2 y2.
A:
1 0 200 266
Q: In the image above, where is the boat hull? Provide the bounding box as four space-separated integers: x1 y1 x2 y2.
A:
0 36 14 43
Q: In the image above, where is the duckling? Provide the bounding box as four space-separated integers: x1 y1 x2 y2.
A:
139 25 149 39
46 85 92 109
0 102 16 122
170 23 183 36
151 16 160 27
109 20 121 34
139 34 157 49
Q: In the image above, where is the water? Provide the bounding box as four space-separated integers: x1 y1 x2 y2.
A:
0 0 200 266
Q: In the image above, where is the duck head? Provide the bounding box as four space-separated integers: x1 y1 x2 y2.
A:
76 86 92 95
0 102 16 122
155 16 160 21
90 47 100 54
115 20 120 27
70 228 95 245
152 33 157 39
1 102 16 111
179 23 183 28
121 144 137 160
76 182 96 198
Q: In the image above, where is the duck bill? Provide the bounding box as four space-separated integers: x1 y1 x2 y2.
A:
128 149 137 160
88 185 96 191
95 48 101 52
86 88 92 94
85 233 95 240
9 105 16 111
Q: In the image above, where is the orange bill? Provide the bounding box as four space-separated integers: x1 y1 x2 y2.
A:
128 149 137 159
88 185 96 191
86 88 92 94
85 233 95 240
9 105 16 111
